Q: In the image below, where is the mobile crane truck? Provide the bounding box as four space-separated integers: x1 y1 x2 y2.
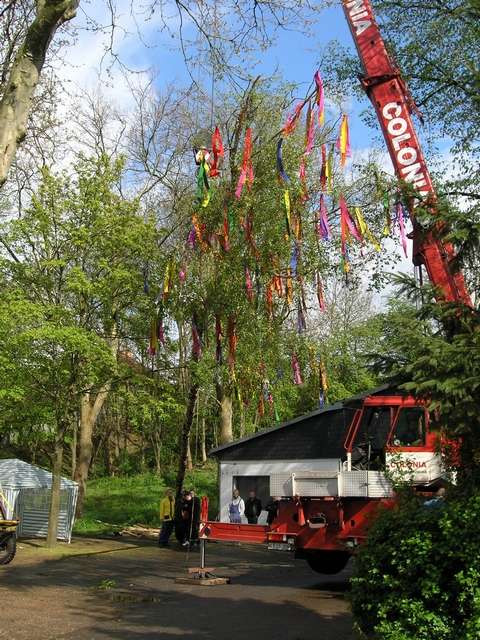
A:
197 0 473 575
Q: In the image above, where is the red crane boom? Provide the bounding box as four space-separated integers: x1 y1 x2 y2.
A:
341 0 471 306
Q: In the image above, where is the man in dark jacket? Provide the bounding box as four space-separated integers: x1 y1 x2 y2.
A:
244 490 262 524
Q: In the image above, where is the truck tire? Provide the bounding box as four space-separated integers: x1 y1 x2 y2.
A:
304 550 350 574
0 533 17 565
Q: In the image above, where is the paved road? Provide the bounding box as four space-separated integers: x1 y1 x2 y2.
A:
0 538 355 640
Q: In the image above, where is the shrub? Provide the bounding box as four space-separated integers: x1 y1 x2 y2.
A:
350 492 480 640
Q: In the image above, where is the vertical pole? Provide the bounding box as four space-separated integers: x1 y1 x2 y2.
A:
200 538 206 570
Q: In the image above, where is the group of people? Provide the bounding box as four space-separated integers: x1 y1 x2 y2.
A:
228 489 279 526
159 487 280 548
158 488 200 548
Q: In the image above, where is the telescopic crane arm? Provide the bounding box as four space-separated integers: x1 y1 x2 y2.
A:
341 0 472 307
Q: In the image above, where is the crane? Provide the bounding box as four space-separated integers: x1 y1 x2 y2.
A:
342 0 471 307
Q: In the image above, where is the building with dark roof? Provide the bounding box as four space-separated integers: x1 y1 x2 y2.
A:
210 385 395 522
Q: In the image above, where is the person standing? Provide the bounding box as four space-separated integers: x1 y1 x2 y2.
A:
244 490 262 524
228 489 245 524
189 489 201 546
179 491 193 547
158 488 175 547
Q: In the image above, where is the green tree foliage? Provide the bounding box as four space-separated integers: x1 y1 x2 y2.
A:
351 492 480 640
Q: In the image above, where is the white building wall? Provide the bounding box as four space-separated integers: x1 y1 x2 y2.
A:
218 458 341 522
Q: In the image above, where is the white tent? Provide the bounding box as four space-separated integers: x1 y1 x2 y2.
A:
0 459 78 542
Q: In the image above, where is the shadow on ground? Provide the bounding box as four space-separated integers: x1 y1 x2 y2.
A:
0 539 355 640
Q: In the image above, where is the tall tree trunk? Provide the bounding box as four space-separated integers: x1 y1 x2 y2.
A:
71 412 78 479
186 436 193 471
175 382 199 500
46 419 68 547
0 0 80 188
74 324 118 516
152 426 162 475
74 385 111 516
216 380 233 444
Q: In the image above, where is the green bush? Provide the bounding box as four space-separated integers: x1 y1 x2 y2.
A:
350 492 480 640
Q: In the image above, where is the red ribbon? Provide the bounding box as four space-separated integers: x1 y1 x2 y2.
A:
210 127 224 178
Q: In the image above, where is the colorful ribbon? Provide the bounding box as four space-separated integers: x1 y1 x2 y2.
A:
304 100 315 154
353 206 380 251
196 153 210 207
316 194 331 241
327 145 334 193
245 265 254 302
227 316 237 371
284 189 292 239
282 101 305 136
276 138 291 183
336 114 351 167
316 272 326 311
209 127 224 178
291 353 303 385
314 70 325 126
235 127 254 199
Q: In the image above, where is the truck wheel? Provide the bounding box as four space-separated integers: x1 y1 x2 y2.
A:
304 550 350 574
0 533 17 565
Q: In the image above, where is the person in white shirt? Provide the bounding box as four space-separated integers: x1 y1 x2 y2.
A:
228 489 245 523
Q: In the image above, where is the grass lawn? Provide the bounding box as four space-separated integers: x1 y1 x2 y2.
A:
74 463 218 537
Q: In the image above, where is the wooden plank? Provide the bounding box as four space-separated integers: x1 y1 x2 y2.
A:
175 577 231 586
187 567 215 574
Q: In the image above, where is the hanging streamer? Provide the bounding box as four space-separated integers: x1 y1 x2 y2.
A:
276 138 291 183
291 353 303 385
314 70 325 126
297 303 307 333
340 196 362 242
286 267 294 305
316 272 326 311
336 114 351 167
209 127 224 178
186 226 196 249
353 206 380 251
148 316 158 356
227 316 237 371
304 100 315 154
320 144 327 193
235 127 254 199
222 214 230 252
284 189 292 239
293 211 302 241
282 101 305 136
327 145 334 193
340 196 361 273
319 358 328 407
396 202 408 258
316 194 331 241
196 152 210 207
290 243 299 278
163 260 174 301
192 214 208 251
245 265 254 302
